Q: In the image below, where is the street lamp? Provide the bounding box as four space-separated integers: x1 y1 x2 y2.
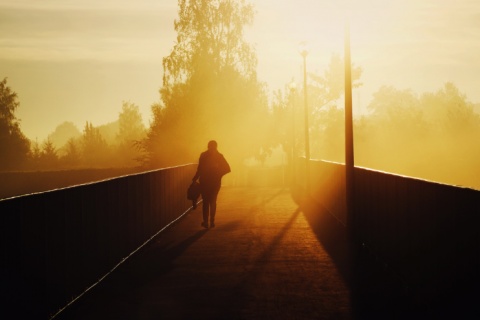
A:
344 23 355 239
288 79 297 186
299 42 310 162
299 41 310 193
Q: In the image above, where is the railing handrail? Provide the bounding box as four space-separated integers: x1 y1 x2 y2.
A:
1 164 198 319
299 158 480 301
0 163 198 202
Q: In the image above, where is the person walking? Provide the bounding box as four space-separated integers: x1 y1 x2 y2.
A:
192 140 231 228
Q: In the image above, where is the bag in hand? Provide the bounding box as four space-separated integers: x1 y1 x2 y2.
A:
187 181 201 209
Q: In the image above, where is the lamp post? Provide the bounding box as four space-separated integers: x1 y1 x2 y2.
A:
344 23 355 239
299 41 310 193
288 80 297 186
299 42 310 161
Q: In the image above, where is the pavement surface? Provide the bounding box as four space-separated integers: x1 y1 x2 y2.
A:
53 187 475 320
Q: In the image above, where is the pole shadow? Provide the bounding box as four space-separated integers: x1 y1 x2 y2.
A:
292 183 480 319
215 207 302 319
291 185 416 319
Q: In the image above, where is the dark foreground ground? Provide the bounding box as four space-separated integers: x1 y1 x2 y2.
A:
53 187 477 319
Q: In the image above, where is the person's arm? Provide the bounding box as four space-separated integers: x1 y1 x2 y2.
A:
192 154 202 181
220 155 231 176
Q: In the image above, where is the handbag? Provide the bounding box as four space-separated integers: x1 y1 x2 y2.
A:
187 181 201 209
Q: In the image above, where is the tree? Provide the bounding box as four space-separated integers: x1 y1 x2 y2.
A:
0 77 30 171
116 101 146 167
366 85 427 139
117 102 146 147
311 105 345 162
82 122 109 167
143 0 269 168
139 102 165 166
368 86 420 120
61 138 81 168
39 138 59 170
309 53 363 110
29 139 42 170
270 54 363 163
300 54 363 161
48 121 81 150
162 0 256 89
420 82 479 136
356 85 428 172
269 86 297 164
354 82 480 189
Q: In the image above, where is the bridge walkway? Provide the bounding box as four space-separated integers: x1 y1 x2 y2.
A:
56 187 414 320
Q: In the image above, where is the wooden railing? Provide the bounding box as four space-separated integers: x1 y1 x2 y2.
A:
0 164 196 319
296 158 480 300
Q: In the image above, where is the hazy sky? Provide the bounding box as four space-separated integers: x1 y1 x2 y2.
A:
1 0 479 141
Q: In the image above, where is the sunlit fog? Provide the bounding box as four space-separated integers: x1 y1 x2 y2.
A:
1 0 480 192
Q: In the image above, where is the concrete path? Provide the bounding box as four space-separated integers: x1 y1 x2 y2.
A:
55 187 411 320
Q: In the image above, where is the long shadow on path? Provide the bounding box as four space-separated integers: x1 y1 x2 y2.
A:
292 188 414 319
56 228 209 320
293 187 480 319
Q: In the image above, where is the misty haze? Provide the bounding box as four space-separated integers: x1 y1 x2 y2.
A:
2 0 479 196
2 1 480 319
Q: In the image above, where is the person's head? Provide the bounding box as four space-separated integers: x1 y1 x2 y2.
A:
207 140 218 151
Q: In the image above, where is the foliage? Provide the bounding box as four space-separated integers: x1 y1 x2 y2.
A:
0 77 30 171
269 87 296 163
28 138 59 170
309 53 363 110
311 105 345 162
420 82 478 135
40 139 58 167
48 121 81 150
271 54 362 163
117 102 146 146
162 0 256 89
82 122 109 167
116 102 146 167
25 101 149 171
274 59 479 190
355 82 480 189
29 140 41 166
61 138 81 168
142 0 269 168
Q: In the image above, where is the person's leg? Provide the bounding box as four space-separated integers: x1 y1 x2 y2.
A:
201 190 211 228
202 198 209 228
209 186 220 227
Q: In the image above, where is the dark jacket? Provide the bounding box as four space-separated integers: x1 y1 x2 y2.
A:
193 149 231 190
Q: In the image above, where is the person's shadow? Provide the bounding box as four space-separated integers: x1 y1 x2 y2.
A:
56 229 209 319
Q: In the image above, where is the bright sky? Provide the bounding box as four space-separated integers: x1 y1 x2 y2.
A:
1 0 479 141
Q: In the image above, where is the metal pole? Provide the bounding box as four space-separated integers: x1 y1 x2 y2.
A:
302 54 310 193
344 23 355 239
303 55 310 162
290 85 296 186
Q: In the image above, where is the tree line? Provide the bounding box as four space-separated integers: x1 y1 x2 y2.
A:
0 89 146 171
271 77 480 189
1 0 479 190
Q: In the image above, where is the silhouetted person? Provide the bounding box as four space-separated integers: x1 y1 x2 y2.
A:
192 140 231 228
